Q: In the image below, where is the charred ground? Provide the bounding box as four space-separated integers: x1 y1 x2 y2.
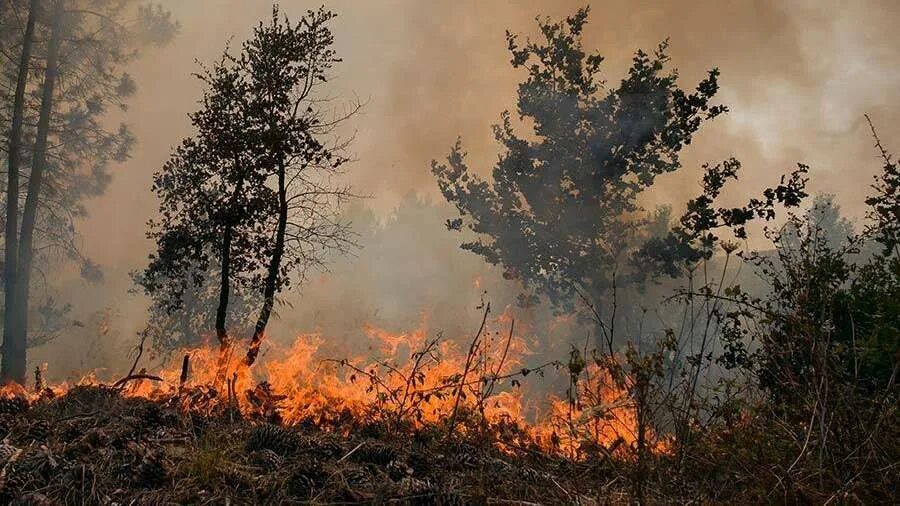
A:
0 385 615 505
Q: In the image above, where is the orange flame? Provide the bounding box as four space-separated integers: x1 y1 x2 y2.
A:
4 316 668 459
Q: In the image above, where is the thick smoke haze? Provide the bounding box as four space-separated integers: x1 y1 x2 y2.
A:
34 0 900 378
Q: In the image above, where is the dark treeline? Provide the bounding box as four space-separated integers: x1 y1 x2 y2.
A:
0 0 177 383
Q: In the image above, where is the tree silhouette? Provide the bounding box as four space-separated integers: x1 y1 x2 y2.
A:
432 7 724 324
240 7 359 366
134 257 259 353
140 6 358 367
0 0 177 383
138 49 274 358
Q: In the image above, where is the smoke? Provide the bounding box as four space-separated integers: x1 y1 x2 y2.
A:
30 0 900 378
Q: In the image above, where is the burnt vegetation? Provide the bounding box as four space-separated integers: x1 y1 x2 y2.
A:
0 2 897 505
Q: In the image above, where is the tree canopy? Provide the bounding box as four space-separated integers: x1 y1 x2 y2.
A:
433 7 725 316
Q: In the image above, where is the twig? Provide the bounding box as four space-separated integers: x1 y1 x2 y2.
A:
112 373 163 389
33 365 44 393
0 447 22 484
337 442 364 463
124 333 148 380
228 372 238 423
865 113 892 164
480 318 515 413
549 476 574 502
57 409 103 423
447 302 491 435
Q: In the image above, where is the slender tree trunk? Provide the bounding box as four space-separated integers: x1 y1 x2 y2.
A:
8 0 63 384
215 173 245 348
216 223 233 344
1 0 39 384
246 161 286 366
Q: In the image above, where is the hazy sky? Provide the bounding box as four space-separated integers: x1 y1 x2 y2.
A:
56 0 900 356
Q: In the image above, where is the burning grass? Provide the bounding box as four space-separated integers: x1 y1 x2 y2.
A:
0 309 891 504
96 308 656 461
0 311 669 504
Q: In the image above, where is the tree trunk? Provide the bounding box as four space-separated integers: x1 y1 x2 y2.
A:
1 0 39 384
215 222 233 345
246 161 286 366
215 173 245 348
8 0 64 384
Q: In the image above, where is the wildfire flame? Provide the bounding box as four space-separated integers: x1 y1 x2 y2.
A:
0 314 668 460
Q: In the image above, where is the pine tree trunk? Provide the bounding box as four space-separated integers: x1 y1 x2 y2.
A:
8 0 64 384
246 161 287 366
1 0 39 384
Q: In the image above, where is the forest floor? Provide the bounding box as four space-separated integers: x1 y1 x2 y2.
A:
0 386 616 505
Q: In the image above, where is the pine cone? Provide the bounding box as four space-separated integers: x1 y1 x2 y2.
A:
246 424 300 456
0 472 28 503
133 451 167 487
249 449 282 471
300 435 344 458
398 476 433 496
81 428 111 449
340 465 370 487
133 401 165 427
25 421 51 442
286 470 316 498
0 443 19 468
398 478 465 506
352 441 397 465
429 490 466 506
16 446 58 480
0 397 28 416
449 451 479 470
516 463 549 482
407 450 433 476
386 459 413 481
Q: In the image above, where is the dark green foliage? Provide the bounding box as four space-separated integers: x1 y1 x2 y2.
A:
710 157 897 402
137 50 274 334
636 159 809 278
0 0 176 267
431 8 894 502
663 129 898 503
433 7 725 315
134 261 259 351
